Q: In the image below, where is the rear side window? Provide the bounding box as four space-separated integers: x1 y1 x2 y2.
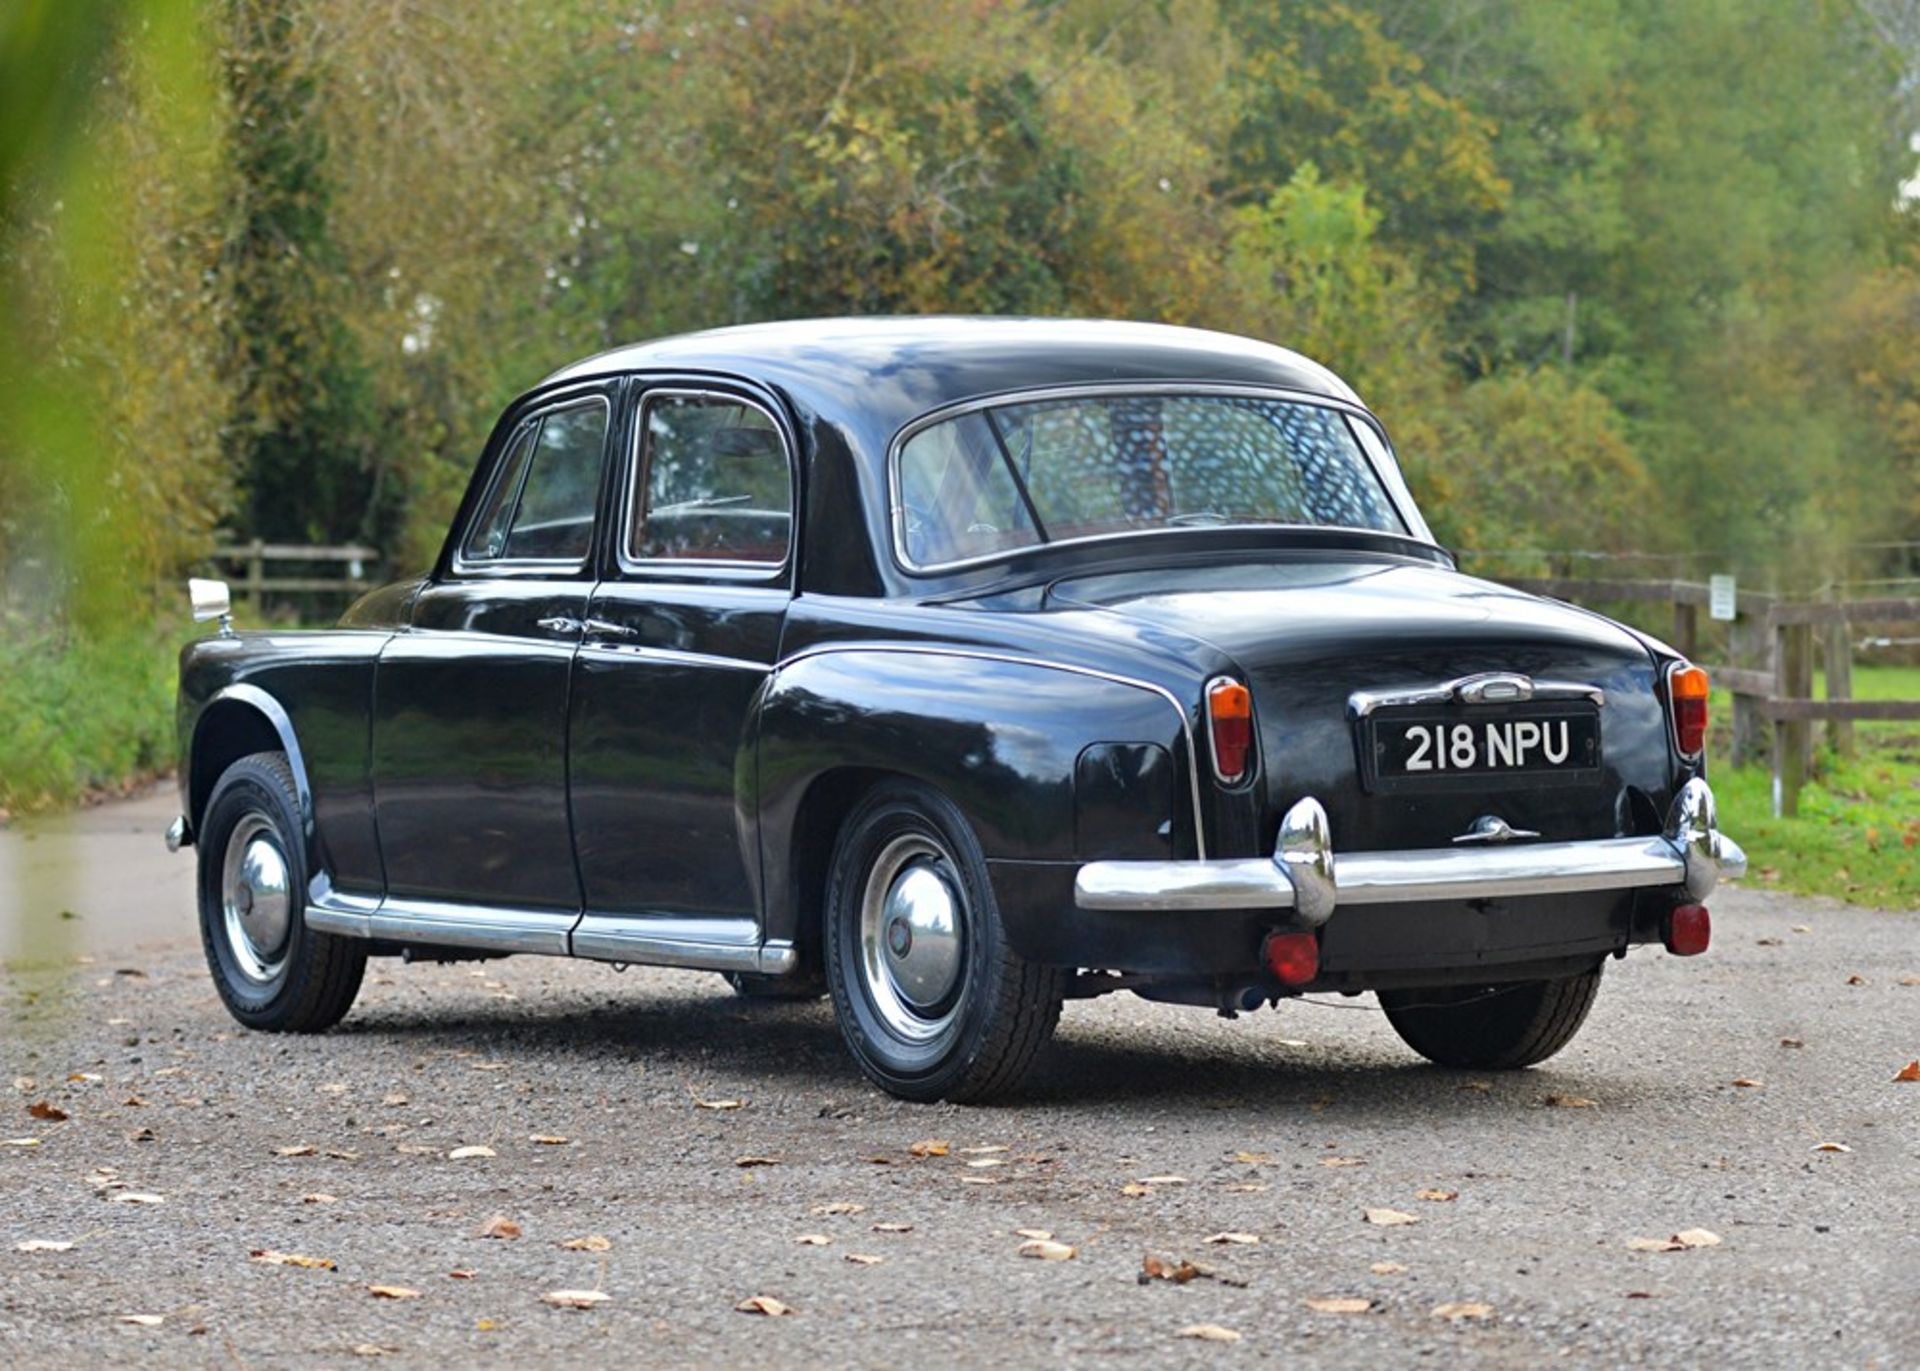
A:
462 397 609 564
629 393 791 566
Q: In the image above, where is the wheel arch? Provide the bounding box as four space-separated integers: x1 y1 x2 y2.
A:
188 685 316 854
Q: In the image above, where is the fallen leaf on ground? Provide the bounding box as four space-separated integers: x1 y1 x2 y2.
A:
1178 1324 1241 1343
1731 1078 1763 1088
110 1192 164 1205
26 1102 67 1122
794 1234 831 1246
1629 1229 1722 1253
960 1144 1010 1155
16 1240 75 1253
529 1134 569 1146
1204 1232 1259 1246
1846 975 1868 986
1136 1175 1188 1185
381 1093 409 1107
1141 1256 1204 1284
734 1156 780 1168
1811 1141 1852 1153
1898 975 1920 987
252 1250 336 1270
350 1344 396 1357
694 1098 744 1111
1233 1151 1275 1165
1370 1261 1408 1275
1780 1038 1804 1048
367 1285 421 1300
1018 1239 1076 1261
1456 1081 1491 1092
1320 1157 1365 1168
1893 1060 1920 1083
476 1215 521 1240
810 1202 865 1216
1364 1208 1418 1227
447 1270 476 1280
1120 1182 1154 1197
543 1289 611 1310
1304 1297 1374 1314
965 1158 1006 1169
1791 924 1812 934
1223 1182 1269 1194
325 1149 359 1161
1013 1228 1052 1241
470 1062 507 1072
735 1295 794 1316
1 1138 39 1148
117 1315 164 1327
1416 1189 1458 1202
1431 1302 1495 1321
447 1146 495 1160
1755 937 1784 947
301 1194 338 1205
560 1235 611 1252
275 1144 316 1157
1543 1094 1597 1109
907 1138 950 1157
871 1222 913 1233
844 1253 883 1266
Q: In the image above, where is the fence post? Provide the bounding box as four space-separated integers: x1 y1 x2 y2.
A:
1671 596 1699 660
1823 616 1854 758
1772 619 1812 818
246 538 265 607
1729 614 1764 769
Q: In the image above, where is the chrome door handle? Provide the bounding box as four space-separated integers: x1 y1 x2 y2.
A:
536 615 582 635
582 618 638 640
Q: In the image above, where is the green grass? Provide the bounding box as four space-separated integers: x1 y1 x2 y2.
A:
1710 663 1919 910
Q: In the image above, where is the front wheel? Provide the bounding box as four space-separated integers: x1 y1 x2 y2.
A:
197 751 366 1033
1378 967 1602 1069
824 781 1065 1103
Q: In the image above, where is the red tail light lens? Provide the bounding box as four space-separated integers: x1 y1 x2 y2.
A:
1263 930 1320 986
1667 663 1710 757
1207 678 1254 783
1665 902 1711 956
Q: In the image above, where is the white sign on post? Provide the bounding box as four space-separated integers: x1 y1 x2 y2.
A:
1709 574 1737 622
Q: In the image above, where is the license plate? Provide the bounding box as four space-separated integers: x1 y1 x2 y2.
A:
1363 705 1601 792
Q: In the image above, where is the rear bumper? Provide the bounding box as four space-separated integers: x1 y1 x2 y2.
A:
1075 778 1745 921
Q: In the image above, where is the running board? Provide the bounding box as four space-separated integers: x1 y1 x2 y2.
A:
305 885 797 975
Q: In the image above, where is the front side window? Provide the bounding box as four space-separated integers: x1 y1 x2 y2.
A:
894 391 1405 569
462 396 609 564
630 393 791 565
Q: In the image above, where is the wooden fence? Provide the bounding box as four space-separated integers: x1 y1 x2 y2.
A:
1494 576 1920 816
211 540 380 610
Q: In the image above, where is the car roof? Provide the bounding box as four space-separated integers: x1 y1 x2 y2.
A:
541 316 1364 424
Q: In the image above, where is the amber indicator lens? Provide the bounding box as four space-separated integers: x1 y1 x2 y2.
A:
1206 678 1254 782
1668 663 1710 756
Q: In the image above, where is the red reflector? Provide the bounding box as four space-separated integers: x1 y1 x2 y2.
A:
1263 930 1320 986
1207 678 1253 783
1665 903 1711 957
1668 664 1710 756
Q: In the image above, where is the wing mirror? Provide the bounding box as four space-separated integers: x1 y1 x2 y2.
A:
189 577 234 635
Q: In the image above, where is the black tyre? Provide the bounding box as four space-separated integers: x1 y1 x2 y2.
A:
1378 967 1602 1069
824 781 1065 1103
197 751 366 1032
723 969 827 1001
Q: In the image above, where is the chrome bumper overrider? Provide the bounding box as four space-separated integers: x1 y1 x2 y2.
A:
1074 777 1746 922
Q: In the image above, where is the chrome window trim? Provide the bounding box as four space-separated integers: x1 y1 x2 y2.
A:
618 386 796 579
1347 673 1607 719
886 381 1434 577
773 642 1208 859
451 387 613 578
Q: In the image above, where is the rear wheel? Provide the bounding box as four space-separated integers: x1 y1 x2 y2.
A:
824 781 1065 1103
1379 967 1602 1069
197 751 366 1033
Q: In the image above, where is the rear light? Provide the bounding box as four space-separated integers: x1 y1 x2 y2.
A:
1262 930 1320 986
1206 677 1254 784
1664 902 1711 956
1666 662 1710 757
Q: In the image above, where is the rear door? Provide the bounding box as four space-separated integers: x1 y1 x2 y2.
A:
567 382 795 960
371 384 616 923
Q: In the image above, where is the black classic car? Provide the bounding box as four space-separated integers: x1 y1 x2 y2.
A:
170 317 1744 1102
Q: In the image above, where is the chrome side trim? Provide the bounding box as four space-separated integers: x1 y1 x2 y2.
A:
571 915 797 974
1074 780 1745 916
370 899 575 955
772 642 1208 859
1348 673 1606 718
303 881 380 938
575 641 768 674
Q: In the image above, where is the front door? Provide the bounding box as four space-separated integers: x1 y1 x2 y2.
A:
567 384 795 961
371 385 616 933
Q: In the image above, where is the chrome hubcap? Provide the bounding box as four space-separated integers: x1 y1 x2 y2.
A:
221 814 292 984
859 835 965 1041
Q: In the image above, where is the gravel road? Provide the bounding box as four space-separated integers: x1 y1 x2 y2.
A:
1 789 1916 1367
